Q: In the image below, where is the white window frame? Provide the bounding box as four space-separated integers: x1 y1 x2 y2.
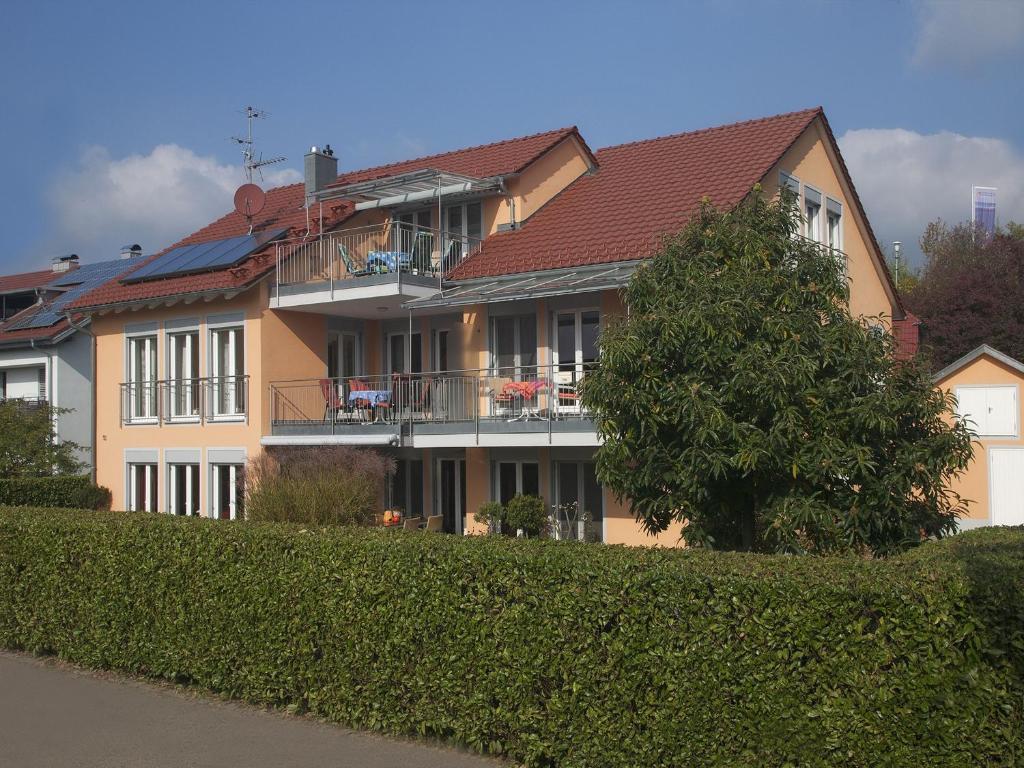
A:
825 196 845 278
553 460 605 542
167 462 200 516
126 333 158 423
328 330 362 380
803 185 822 243
209 324 245 421
385 331 422 375
128 462 158 512
210 463 243 520
167 330 200 421
494 460 540 503
552 308 600 414
955 385 1019 438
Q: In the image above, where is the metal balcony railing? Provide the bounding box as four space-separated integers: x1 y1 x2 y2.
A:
275 221 483 288
269 363 597 433
119 376 249 425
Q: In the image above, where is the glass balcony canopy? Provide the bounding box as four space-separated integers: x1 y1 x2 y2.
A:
314 169 502 210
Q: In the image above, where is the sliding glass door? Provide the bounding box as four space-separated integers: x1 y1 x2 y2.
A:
552 309 599 413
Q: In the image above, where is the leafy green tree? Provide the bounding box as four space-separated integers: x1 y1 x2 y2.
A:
582 192 974 556
0 400 84 477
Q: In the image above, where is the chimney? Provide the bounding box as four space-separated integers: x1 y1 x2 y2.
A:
120 243 142 260
304 144 337 198
51 254 80 273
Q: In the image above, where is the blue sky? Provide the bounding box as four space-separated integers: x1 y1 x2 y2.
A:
1 0 1022 271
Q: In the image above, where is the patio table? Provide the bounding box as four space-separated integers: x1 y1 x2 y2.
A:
366 251 410 273
347 389 392 423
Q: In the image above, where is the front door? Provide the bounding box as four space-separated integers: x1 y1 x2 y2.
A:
552 309 599 414
437 458 466 534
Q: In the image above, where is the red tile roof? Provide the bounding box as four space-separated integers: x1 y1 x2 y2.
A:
448 108 821 280
0 269 55 295
70 127 580 312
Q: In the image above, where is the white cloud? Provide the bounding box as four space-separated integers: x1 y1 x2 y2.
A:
46 144 300 260
912 0 1024 73
839 127 1024 264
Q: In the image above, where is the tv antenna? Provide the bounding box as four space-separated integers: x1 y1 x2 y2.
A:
231 106 286 183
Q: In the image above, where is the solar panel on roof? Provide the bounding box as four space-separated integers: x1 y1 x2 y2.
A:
122 228 288 284
4 259 137 331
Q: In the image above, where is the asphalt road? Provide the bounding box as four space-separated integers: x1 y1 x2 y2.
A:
0 651 502 768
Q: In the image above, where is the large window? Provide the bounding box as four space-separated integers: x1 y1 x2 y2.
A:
128 462 158 512
167 331 199 420
491 316 537 377
127 335 158 421
443 201 483 269
496 460 540 504
211 463 244 520
554 461 603 542
327 331 360 380
387 332 422 375
168 463 200 517
553 309 599 413
389 459 424 517
210 326 245 418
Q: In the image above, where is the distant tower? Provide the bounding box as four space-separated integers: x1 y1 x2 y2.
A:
972 186 997 237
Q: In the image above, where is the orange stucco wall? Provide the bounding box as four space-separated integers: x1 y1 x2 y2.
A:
766 120 897 324
936 354 1024 523
94 282 326 512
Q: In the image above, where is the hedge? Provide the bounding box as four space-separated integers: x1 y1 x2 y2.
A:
0 477 110 510
0 508 1021 767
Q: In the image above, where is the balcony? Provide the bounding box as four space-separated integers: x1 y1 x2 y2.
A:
272 221 483 315
120 376 250 426
266 364 600 448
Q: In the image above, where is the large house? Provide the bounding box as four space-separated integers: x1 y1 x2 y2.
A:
69 107 904 544
0 252 139 470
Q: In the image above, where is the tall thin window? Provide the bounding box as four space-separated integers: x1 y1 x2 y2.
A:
804 187 822 242
389 459 424 517
128 463 158 512
387 332 422 375
496 461 540 504
167 331 199 419
211 464 244 520
168 463 200 516
491 316 537 377
128 335 157 420
210 327 245 418
555 461 603 542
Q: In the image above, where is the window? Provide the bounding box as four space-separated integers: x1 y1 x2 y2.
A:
127 335 158 421
955 386 1018 437
779 171 800 198
553 309 600 413
128 463 158 512
495 461 540 504
804 187 822 242
328 331 360 380
211 464 244 520
443 201 483 269
491 315 537 377
554 461 603 541
386 332 422 375
826 197 844 275
210 326 245 418
389 459 424 517
433 328 450 372
168 463 200 516
167 331 199 419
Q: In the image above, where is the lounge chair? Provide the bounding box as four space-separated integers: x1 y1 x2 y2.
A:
403 517 423 531
338 243 372 278
424 515 444 533
410 231 435 274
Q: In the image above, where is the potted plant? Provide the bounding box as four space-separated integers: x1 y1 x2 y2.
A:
504 494 548 538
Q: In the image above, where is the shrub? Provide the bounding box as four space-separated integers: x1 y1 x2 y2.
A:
504 494 548 537
0 476 110 509
243 446 393 525
1 508 1018 766
473 500 504 534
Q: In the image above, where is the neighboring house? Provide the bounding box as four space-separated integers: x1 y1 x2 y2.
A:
0 253 140 470
71 107 905 544
935 344 1024 529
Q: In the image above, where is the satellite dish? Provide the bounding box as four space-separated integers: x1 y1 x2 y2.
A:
234 183 266 218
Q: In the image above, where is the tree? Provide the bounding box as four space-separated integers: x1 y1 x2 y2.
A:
905 220 1024 368
0 400 84 477
581 192 974 556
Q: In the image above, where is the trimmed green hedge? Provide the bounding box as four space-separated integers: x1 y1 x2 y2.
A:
0 508 1021 766
0 477 110 510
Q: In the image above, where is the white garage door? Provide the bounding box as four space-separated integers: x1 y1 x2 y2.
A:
989 448 1024 525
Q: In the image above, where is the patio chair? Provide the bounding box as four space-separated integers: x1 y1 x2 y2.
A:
410 230 435 274
402 517 423 531
424 514 444 533
338 243 372 278
319 378 343 422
